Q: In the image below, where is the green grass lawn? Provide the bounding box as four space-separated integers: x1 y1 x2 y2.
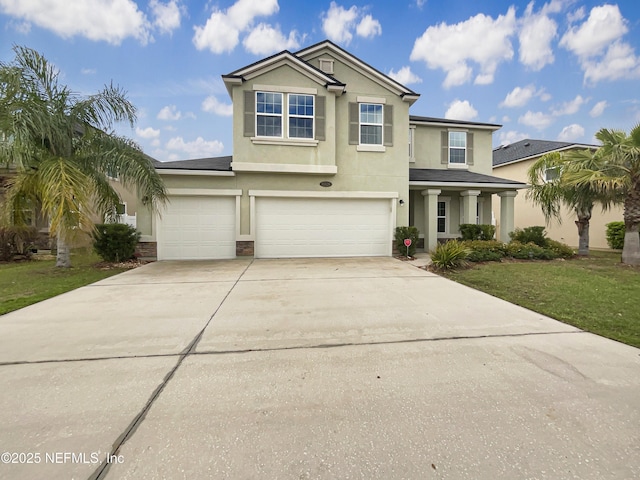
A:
442 251 640 348
0 250 129 315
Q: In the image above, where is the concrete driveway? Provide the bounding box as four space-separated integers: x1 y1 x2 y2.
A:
0 257 638 479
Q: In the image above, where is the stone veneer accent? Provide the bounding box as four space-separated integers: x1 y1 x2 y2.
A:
236 240 254 256
136 241 157 261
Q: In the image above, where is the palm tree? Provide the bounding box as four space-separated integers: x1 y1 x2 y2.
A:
527 149 604 256
565 126 640 265
0 45 166 267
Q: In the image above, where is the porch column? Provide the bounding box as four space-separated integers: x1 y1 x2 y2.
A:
497 191 518 242
460 190 481 225
421 189 441 251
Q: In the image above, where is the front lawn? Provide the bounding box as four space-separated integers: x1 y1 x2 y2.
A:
442 251 640 348
0 250 129 315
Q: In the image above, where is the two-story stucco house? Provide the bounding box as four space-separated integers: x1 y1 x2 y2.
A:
136 40 526 260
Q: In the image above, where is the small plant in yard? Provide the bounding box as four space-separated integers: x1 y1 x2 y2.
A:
505 241 556 260
462 240 507 262
509 226 547 247
459 224 496 241
605 221 626 250
545 239 575 258
93 224 141 263
0 225 38 261
395 226 420 257
430 240 470 270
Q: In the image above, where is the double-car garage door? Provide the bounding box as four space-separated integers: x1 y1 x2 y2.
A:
157 195 392 260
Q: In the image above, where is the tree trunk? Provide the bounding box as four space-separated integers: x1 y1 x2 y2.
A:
574 205 592 256
622 183 640 266
56 231 72 268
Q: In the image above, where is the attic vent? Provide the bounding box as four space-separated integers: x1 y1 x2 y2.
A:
319 58 334 74
524 142 531 147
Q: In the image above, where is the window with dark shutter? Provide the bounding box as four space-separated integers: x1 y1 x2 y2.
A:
348 102 359 145
441 131 448 164
383 104 393 147
315 96 325 141
243 90 255 137
467 132 474 165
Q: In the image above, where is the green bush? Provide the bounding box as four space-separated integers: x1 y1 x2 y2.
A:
430 240 470 270
509 226 547 247
505 241 556 260
0 225 38 261
93 223 140 263
459 224 496 240
605 221 625 250
545 239 575 258
395 226 420 257
462 240 507 262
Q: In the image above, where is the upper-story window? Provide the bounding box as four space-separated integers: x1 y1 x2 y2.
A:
545 166 560 182
256 92 283 137
360 103 383 145
288 94 314 139
449 131 466 164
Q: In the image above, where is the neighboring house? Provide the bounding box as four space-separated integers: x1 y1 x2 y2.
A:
493 139 622 249
136 40 526 260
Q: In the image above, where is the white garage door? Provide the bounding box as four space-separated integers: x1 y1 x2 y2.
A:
255 197 392 258
157 196 236 260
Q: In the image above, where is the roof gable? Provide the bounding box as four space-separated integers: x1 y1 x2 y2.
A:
493 139 598 167
296 40 420 103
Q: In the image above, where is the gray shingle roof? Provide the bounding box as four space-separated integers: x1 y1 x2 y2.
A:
410 116 501 128
409 168 525 185
155 156 232 171
493 139 597 166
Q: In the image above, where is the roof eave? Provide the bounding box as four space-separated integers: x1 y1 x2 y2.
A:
409 181 528 190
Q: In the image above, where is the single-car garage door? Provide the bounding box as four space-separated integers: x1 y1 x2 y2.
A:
255 197 392 258
157 195 236 260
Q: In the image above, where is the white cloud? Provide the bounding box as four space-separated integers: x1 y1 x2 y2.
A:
502 115 511 123
322 2 382 45
551 95 586 116
567 6 585 24
157 105 181 121
243 23 301 55
498 130 529 146
560 4 640 84
8 19 30 34
387 66 422 85
165 136 225 159
192 0 281 54
81 68 96 75
500 84 536 108
582 41 640 84
557 124 585 141
150 0 182 35
0 0 151 44
202 96 233 117
445 100 478 121
519 110 553 130
136 126 160 139
356 14 381 39
518 2 557 71
410 7 517 88
538 88 552 102
560 5 627 58
589 100 608 118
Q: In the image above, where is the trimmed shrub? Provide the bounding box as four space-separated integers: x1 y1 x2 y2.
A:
395 226 420 257
505 241 556 260
462 240 507 262
605 221 625 250
0 225 38 261
93 223 140 263
509 226 547 247
545 239 575 258
430 240 470 270
459 224 496 241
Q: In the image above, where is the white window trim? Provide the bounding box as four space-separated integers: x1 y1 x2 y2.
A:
448 131 467 165
436 197 451 236
256 91 283 139
359 102 384 147
287 93 314 140
255 91 316 141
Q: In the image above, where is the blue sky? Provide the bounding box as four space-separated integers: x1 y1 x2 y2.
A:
1 0 639 161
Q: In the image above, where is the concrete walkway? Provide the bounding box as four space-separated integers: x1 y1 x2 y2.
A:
0 257 638 479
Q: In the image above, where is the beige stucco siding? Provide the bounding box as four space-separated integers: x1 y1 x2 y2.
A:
493 160 622 249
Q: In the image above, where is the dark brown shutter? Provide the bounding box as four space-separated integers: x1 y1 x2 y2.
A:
441 131 448 164
467 132 474 165
348 102 359 145
383 104 393 146
315 96 325 141
243 90 255 137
